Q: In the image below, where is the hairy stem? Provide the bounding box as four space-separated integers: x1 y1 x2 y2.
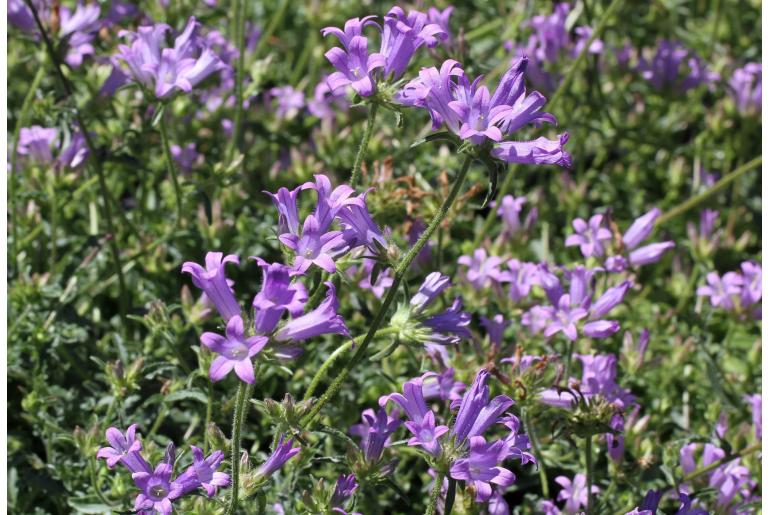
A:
350 103 379 188
425 470 446 515
302 327 400 401
656 156 761 226
301 154 473 428
585 435 594 515
226 380 255 515
157 112 184 223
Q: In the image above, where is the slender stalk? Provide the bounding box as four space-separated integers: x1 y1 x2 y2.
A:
585 435 594 515
522 408 550 497
204 380 214 453
425 470 446 515
683 442 760 482
157 113 184 223
443 477 457 515
24 0 129 328
302 327 400 401
49 169 59 270
10 65 45 274
301 155 474 428
227 0 247 161
350 103 379 188
656 156 761 226
226 380 255 515
89 458 112 506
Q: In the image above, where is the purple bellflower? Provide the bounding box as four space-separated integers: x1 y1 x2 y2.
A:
200 315 268 384
256 435 301 479
269 85 305 120
17 126 58 166
457 249 508 289
449 436 515 502
182 252 241 321
555 473 601 514
729 63 761 115
398 57 572 167
350 407 402 463
275 282 350 343
450 369 514 444
97 424 151 473
379 6 446 80
566 213 613 258
251 258 308 334
116 17 228 99
279 214 349 274
170 143 200 174
174 446 230 497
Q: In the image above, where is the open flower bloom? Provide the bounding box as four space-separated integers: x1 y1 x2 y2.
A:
200 316 268 384
565 214 612 258
97 424 151 473
555 473 601 514
729 62 761 115
251 258 308 334
349 407 402 463
398 57 571 167
115 17 228 99
450 436 515 502
174 446 230 497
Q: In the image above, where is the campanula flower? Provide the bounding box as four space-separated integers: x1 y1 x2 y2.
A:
256 435 301 479
565 214 612 258
729 63 761 115
251 258 308 334
349 407 402 463
200 316 268 384
449 436 515 502
275 282 350 342
555 473 600 514
182 252 241 321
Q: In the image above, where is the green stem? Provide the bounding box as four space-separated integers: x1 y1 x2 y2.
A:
228 0 247 161
302 327 400 401
522 408 550 498
226 380 255 515
443 477 456 515
350 103 379 188
683 442 760 482
425 470 446 515
10 65 45 274
656 156 761 226
49 169 58 270
204 380 214 453
585 435 594 515
157 112 184 223
24 0 129 329
90 458 112 506
301 154 473 428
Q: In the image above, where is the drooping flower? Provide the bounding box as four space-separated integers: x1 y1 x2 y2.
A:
256 435 301 480
182 252 241 321
200 316 268 384
275 282 350 343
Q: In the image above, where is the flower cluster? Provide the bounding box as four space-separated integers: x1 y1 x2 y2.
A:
322 6 447 97
679 442 755 511
15 126 89 171
96 425 229 514
114 17 228 99
638 39 719 92
377 369 534 511
696 260 761 319
566 208 675 271
398 57 572 167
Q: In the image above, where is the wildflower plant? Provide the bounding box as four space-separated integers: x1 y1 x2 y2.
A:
7 1 761 515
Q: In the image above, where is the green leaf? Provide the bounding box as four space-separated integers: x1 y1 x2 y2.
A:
164 389 208 405
410 131 457 149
